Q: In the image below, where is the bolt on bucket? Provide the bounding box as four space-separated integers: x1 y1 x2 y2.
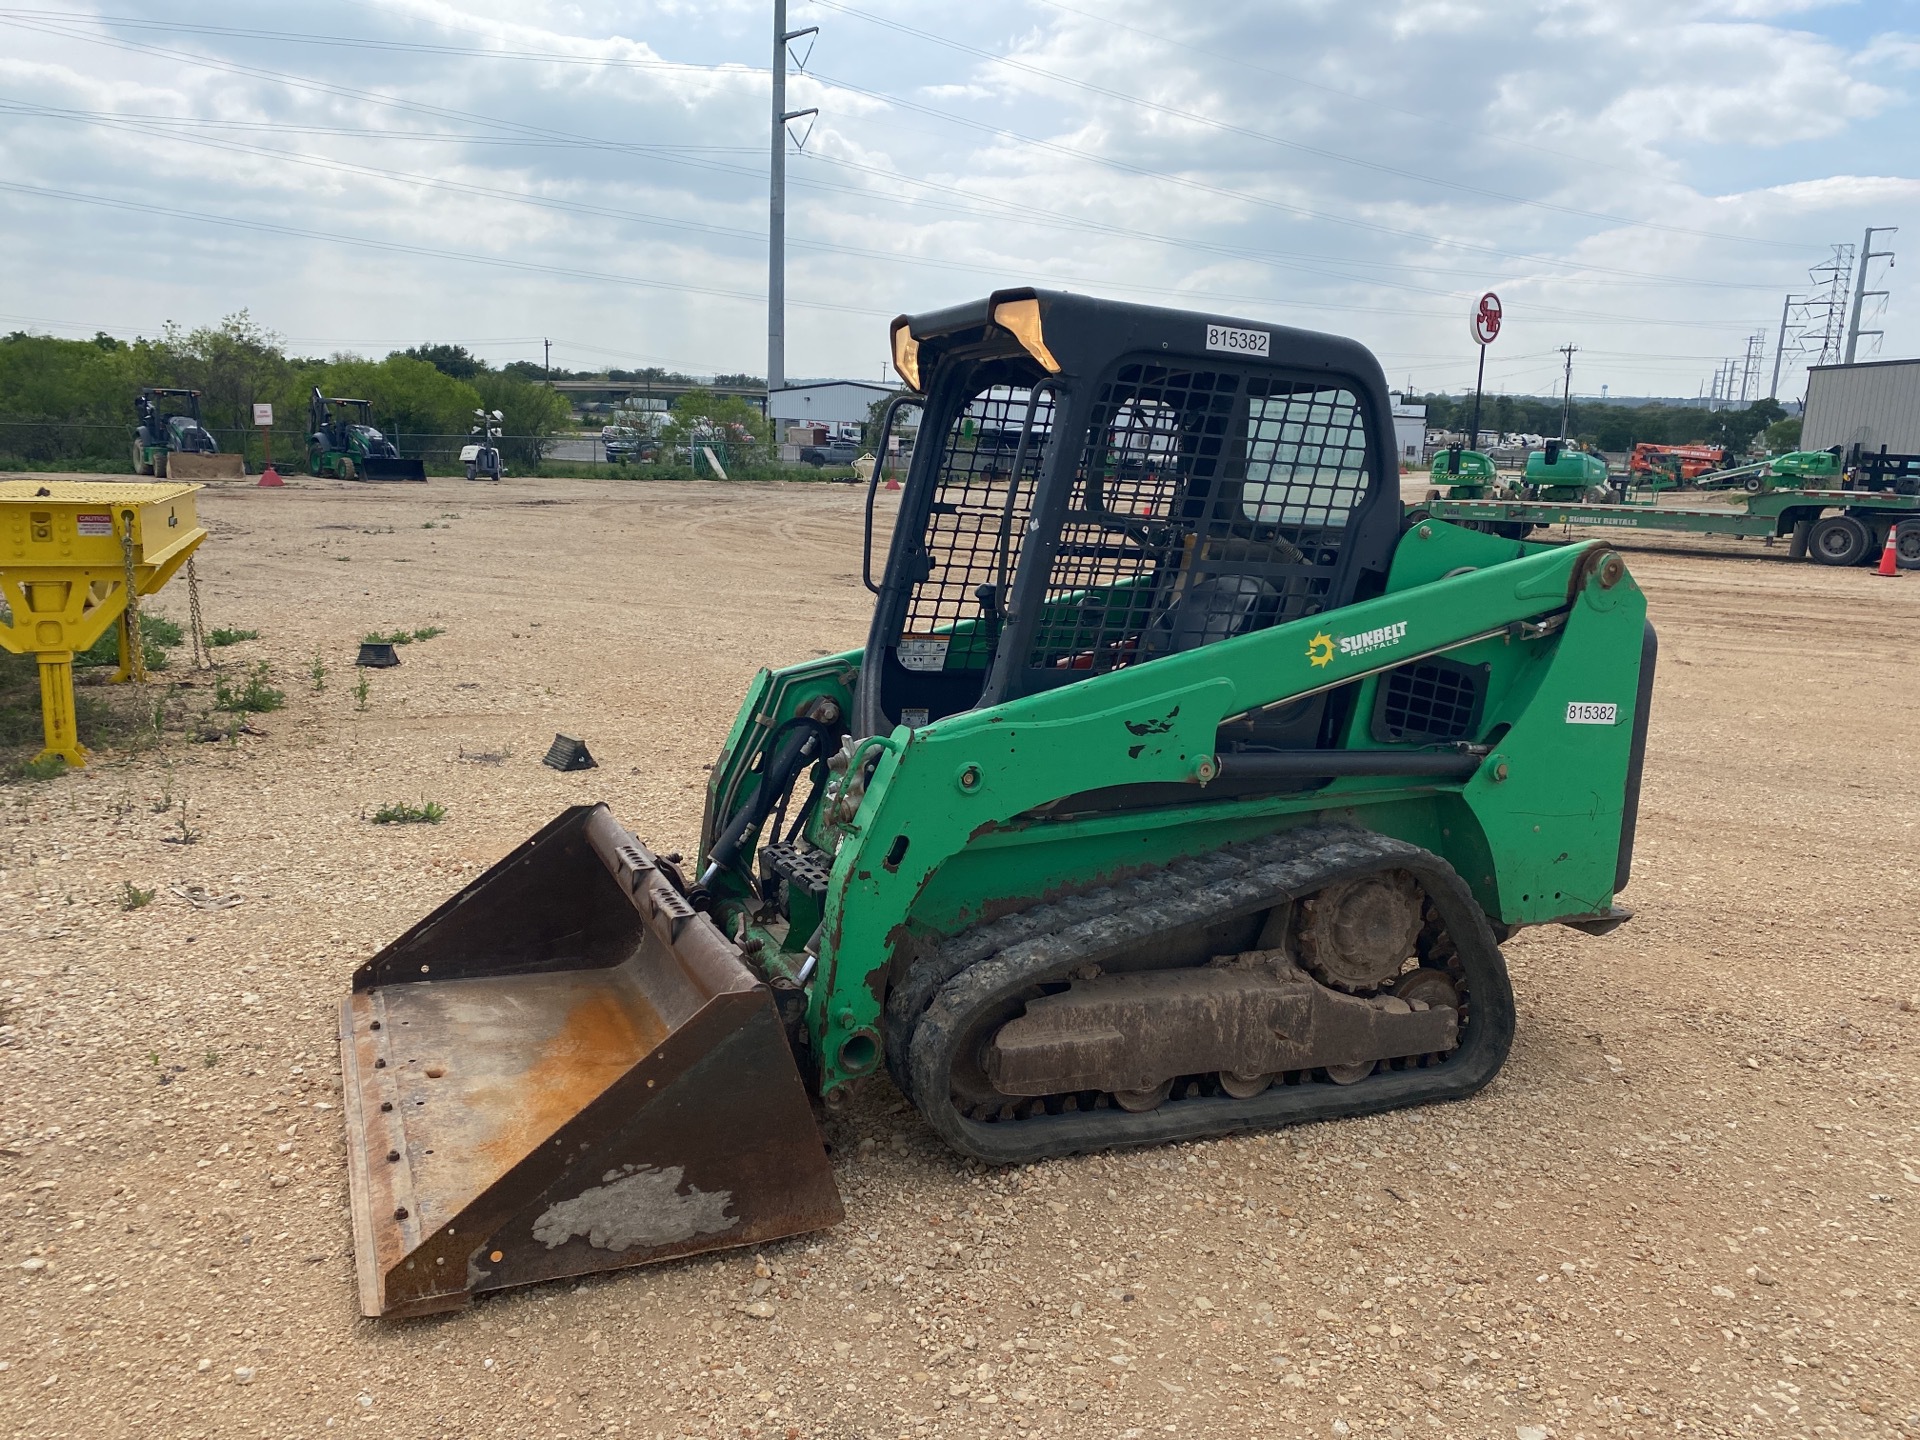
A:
338 804 842 1318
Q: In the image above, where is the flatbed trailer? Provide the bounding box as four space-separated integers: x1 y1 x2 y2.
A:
1414 489 1920 569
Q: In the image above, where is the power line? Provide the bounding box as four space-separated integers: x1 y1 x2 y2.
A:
0 179 891 317
0 99 1778 334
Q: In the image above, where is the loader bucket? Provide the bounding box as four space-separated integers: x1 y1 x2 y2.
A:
338 804 842 1318
353 456 427 482
162 453 248 482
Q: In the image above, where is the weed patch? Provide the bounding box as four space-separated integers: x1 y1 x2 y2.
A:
76 612 181 673
208 627 259 647
214 662 285 713
369 799 446 825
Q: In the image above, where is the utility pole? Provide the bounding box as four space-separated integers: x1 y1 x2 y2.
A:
1556 344 1577 440
544 338 552 387
1769 293 1801 399
1843 226 1897 364
1739 332 1764 405
767 0 820 399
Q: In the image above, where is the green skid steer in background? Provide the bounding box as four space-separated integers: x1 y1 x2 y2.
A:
338 289 1657 1318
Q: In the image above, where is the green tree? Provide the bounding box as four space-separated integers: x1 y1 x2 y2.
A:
0 332 145 463
400 344 486 381
284 355 482 452
473 371 573 466
1764 416 1803 451
158 311 290 437
658 387 771 466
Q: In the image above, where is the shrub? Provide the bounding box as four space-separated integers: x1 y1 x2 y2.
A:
214 662 285 713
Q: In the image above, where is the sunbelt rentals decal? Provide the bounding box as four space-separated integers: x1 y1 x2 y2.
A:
1307 620 1408 668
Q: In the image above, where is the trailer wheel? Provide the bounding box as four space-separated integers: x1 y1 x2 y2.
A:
1897 519 1920 571
1808 514 1870 566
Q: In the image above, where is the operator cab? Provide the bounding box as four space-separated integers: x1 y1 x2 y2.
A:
857 290 1405 754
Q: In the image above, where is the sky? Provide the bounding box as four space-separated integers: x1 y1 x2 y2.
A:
1 0 1916 400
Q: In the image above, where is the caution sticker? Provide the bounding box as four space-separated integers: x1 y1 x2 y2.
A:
896 637 950 673
77 513 113 537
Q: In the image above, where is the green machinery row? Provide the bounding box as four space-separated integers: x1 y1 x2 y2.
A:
1422 443 1920 568
127 386 426 482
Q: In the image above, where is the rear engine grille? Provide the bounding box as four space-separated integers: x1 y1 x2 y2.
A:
1372 658 1486 744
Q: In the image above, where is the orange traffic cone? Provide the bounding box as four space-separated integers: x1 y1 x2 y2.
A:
1876 521 1900 577
257 465 284 488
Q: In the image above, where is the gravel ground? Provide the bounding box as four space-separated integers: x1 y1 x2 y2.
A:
2 474 1916 1440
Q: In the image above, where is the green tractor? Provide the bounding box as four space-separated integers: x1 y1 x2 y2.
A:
131 388 245 480
337 290 1657 1318
308 388 426 482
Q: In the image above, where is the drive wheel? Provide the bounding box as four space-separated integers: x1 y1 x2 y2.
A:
1808 514 1869 566
340 457 355 481
1897 519 1920 570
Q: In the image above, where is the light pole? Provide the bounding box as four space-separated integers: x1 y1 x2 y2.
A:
768 0 819 398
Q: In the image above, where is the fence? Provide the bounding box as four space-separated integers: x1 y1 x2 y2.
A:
0 417 571 472
0 417 850 480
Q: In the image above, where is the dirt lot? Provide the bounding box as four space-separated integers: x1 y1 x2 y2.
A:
3 475 1917 1440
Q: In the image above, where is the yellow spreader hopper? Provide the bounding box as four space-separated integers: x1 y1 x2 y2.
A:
0 480 207 767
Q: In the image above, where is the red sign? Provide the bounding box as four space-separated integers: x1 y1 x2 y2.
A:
1471 292 1503 346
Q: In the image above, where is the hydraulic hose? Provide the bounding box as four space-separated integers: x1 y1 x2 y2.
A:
700 718 836 888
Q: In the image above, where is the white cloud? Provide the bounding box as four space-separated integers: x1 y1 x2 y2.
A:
0 0 1911 393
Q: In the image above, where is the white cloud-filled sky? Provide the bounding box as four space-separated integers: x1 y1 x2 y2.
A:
1 0 1914 399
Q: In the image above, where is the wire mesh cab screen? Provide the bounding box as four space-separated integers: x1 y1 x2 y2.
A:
884 381 1054 722
1023 361 1374 684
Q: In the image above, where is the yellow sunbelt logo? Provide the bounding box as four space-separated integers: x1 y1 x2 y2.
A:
1306 620 1408 668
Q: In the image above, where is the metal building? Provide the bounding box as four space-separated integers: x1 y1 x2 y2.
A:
1802 359 1920 454
768 379 899 427
1389 394 1427 465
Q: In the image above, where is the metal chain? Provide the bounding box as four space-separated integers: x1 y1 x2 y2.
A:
185 556 210 670
119 510 147 684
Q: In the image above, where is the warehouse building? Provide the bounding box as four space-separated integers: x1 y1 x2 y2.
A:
1802 358 1920 455
768 379 898 427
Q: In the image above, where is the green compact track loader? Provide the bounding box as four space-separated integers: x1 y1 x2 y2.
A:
339 290 1657 1317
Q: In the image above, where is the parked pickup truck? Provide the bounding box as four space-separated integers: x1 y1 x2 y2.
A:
799 438 859 467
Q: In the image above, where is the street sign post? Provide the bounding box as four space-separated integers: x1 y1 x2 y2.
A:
1468 292 1501 453
253 403 276 478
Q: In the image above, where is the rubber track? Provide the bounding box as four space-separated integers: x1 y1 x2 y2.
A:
899 826 1516 1165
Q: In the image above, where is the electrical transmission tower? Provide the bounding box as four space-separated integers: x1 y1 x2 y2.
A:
1804 244 1855 366
1738 332 1765 405
1844 226 1898 364
1769 293 1803 399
